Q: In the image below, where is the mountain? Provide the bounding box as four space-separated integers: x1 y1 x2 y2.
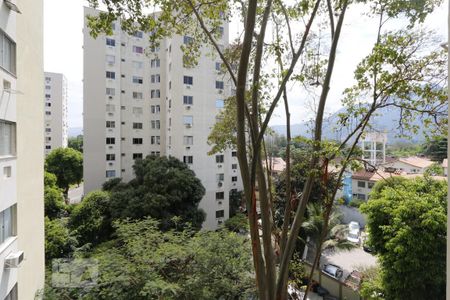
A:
271 106 433 144
68 127 83 137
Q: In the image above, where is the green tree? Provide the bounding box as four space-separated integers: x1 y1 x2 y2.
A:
224 212 249 233
108 155 206 230
422 136 447 161
68 191 112 246
361 177 446 300
44 172 66 219
359 266 385 300
68 135 83 153
45 217 77 261
45 218 254 299
45 148 83 198
424 162 445 176
229 189 243 217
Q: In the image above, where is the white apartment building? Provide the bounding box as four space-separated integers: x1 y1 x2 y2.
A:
44 72 68 155
0 0 45 299
83 7 242 229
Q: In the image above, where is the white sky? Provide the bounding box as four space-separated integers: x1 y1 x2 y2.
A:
44 0 448 129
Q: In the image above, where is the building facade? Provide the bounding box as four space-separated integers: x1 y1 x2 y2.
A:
83 7 242 229
44 72 68 155
0 0 45 299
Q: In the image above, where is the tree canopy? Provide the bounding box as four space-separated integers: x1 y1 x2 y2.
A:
45 148 83 197
44 171 67 219
107 155 206 230
45 218 254 299
361 176 447 299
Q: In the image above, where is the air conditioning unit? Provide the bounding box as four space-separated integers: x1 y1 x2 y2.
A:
218 201 222 205
186 85 191 89
108 146 113 149
218 89 223 94
217 164 222 168
217 181 223 187
108 162 113 166
233 183 236 186
185 124 192 128
4 251 24 269
109 96 113 99
186 146 190 150
186 105 191 110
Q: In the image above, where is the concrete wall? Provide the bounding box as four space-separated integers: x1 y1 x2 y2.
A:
16 0 45 298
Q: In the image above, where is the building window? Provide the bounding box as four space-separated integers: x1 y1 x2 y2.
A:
216 155 224 163
45 111 51 116
132 107 143 115
45 94 51 99
132 45 143 54
133 138 143 145
151 120 160 129
183 76 193 85
183 156 193 164
4 283 17 300
133 31 143 38
106 71 115 79
216 99 224 108
132 122 143 129
151 105 160 114
106 121 115 128
216 210 225 218
106 137 115 144
183 115 193 126
106 170 116 178
106 88 115 96
150 46 160 52
218 26 224 38
106 104 115 112
216 173 224 181
132 76 143 84
356 194 366 200
232 151 237 157
133 153 143 159
106 38 115 46
151 89 160 98
151 74 160 83
132 61 143 69
215 62 221 71
45 136 51 142
216 192 224 200
45 128 51 133
368 182 374 189
0 204 16 245
183 136 193 145
106 154 115 161
232 163 238 170
132 92 143 99
0 31 16 75
106 55 115 64
151 58 160 68
45 103 51 107
183 35 193 44
232 176 238 182
357 181 366 188
183 96 193 105
0 121 16 157
216 81 224 89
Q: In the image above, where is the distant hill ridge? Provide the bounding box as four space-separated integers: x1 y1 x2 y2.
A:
271 106 432 144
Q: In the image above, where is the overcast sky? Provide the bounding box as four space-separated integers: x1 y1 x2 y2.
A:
43 0 448 129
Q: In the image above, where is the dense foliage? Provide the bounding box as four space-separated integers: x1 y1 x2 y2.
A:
45 148 83 197
44 171 67 219
44 218 254 299
361 176 447 300
68 135 83 153
107 155 206 230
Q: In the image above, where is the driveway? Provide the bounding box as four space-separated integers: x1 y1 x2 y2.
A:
68 183 84 204
320 247 377 281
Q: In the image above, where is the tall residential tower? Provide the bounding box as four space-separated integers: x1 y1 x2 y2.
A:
0 0 45 298
44 72 68 155
83 7 242 229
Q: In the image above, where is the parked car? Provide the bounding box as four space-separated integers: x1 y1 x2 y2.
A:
363 238 374 253
347 221 360 243
322 263 343 279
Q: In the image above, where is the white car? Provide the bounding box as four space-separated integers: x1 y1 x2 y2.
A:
347 221 360 243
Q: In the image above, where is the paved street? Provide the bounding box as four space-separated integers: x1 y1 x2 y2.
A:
320 247 378 281
68 183 84 204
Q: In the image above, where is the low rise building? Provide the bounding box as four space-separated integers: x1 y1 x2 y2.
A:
381 156 434 174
